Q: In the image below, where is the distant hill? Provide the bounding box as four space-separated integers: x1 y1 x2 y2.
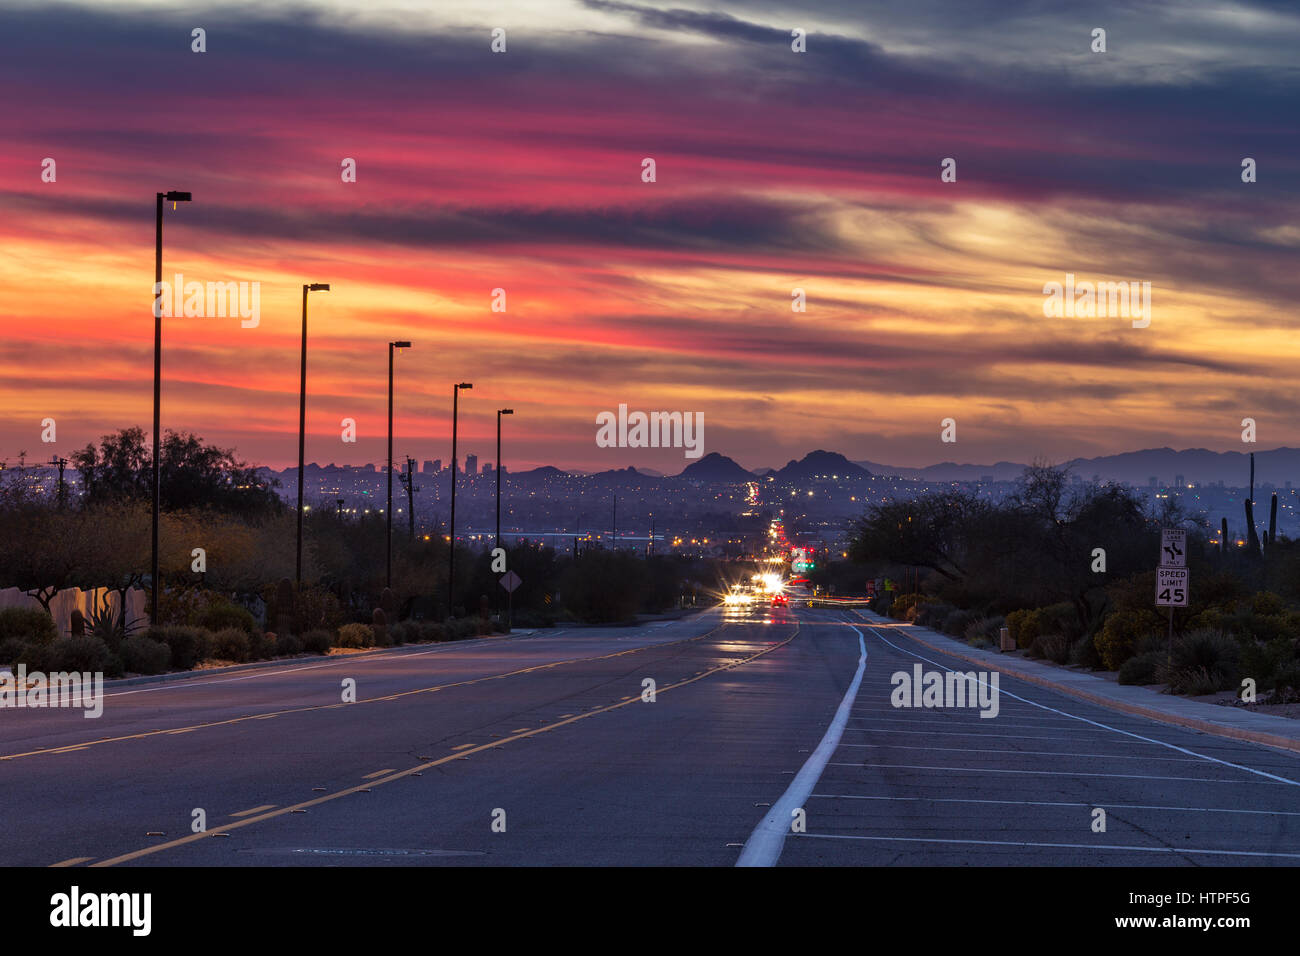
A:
854 459 1027 482
775 450 871 482
678 452 754 483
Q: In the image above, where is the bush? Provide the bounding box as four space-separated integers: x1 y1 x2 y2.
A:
120 635 170 675
1118 651 1162 685
0 607 57 646
446 618 479 641
247 632 275 660
941 609 974 638
300 630 332 655
1068 634 1102 669
1272 663 1300 693
1035 634 1070 665
147 626 209 670
418 621 446 643
889 593 925 621
389 621 421 646
914 602 955 630
0 637 28 666
197 599 256 635
44 636 120 677
1238 637 1296 690
337 623 372 649
1095 607 1163 671
1157 629 1239 695
275 632 303 656
210 627 250 663
964 615 1005 645
1005 609 1042 650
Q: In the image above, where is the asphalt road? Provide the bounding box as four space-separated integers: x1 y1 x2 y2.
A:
5 606 1300 866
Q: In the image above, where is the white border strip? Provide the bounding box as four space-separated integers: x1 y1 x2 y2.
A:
736 625 867 867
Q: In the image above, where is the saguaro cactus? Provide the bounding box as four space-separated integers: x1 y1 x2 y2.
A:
372 607 388 646
275 577 296 636
70 609 85 638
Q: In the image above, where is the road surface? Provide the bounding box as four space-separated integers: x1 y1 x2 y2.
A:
5 606 1299 866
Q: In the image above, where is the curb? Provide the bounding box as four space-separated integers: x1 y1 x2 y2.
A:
849 609 1300 757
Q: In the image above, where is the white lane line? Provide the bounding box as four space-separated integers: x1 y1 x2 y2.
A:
794 832 1300 860
811 793 1300 817
836 743 1205 762
861 618 1300 788
845 727 1104 742
849 717 1092 731
826 762 1272 784
736 626 867 868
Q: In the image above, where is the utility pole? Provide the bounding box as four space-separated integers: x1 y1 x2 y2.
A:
48 456 68 510
612 493 616 551
402 456 418 540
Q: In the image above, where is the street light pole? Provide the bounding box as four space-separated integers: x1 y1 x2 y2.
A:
387 341 412 588
296 283 329 591
150 189 191 626
448 382 472 615
496 408 513 550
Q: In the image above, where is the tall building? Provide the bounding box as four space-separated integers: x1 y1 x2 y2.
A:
422 460 434 474
432 459 442 473
466 454 478 475
483 462 494 476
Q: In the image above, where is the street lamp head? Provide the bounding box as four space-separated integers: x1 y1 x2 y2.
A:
457 382 473 390
392 340 412 349
308 283 330 292
163 191 192 202
500 408 514 415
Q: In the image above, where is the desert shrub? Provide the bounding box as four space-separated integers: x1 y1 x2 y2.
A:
1118 651 1162 685
964 615 1005 645
446 618 479 641
0 637 27 666
146 626 208 670
913 602 954 629
889 593 924 621
198 599 256 635
1035 634 1070 664
0 607 57 645
120 635 170 675
1157 629 1239 695
45 636 120 677
247 632 275 660
210 627 250 663
1005 609 1043 650
389 620 421 646
1068 634 1102 669
1095 607 1163 671
275 632 303 656
1271 663 1300 693
300 630 332 655
1238 637 1296 689
418 621 446 643
337 622 372 649
941 609 974 638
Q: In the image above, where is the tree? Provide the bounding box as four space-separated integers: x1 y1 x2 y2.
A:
73 427 281 515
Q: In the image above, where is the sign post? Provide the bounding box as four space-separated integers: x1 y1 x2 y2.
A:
499 570 522 632
1155 529 1187 662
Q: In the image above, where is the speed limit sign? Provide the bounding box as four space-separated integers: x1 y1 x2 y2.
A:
1156 567 1188 607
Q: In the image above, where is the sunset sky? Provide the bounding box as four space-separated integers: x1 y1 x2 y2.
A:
1 0 1297 473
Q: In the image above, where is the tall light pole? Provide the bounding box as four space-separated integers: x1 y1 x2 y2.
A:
386 340 412 588
296 283 330 590
448 382 472 615
496 408 513 549
151 189 191 626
